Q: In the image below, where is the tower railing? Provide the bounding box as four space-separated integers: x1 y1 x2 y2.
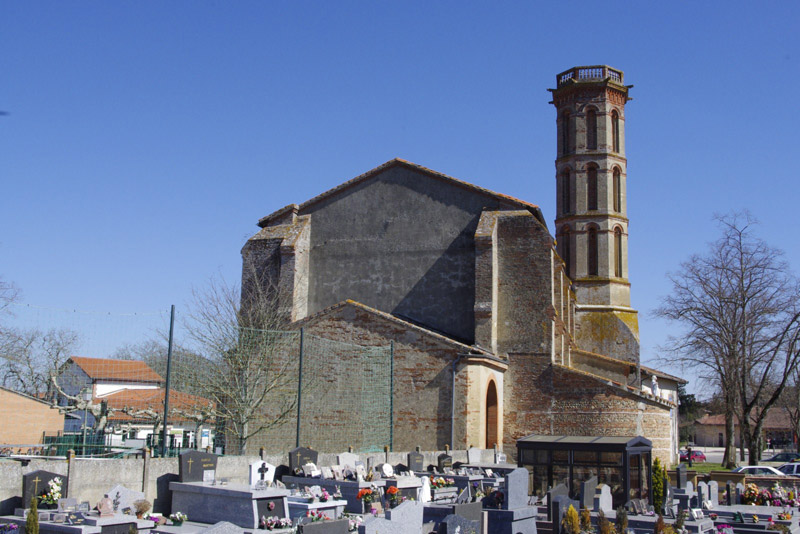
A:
556 66 623 87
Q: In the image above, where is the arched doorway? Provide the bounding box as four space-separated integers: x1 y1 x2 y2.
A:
485 380 498 449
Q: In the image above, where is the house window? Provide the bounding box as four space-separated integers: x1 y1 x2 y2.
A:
613 168 621 212
587 109 597 150
611 110 620 153
587 166 598 211
588 226 598 276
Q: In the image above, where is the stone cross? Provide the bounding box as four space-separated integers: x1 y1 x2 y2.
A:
258 463 269 481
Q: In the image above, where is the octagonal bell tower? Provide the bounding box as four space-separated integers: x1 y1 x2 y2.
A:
549 66 639 363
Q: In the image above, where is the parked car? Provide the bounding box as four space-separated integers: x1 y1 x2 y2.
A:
679 449 707 463
763 452 800 464
778 463 800 476
731 465 787 476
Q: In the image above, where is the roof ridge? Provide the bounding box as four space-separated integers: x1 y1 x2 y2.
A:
258 158 542 228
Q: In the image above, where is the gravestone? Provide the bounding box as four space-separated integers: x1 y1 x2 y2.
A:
580 476 598 510
685 481 694 496
502 468 528 511
407 451 424 472
179 450 218 483
735 483 744 505
57 498 78 512
437 453 453 472
455 486 471 504
303 463 321 478
321 466 333 479
443 514 481 534
249 460 276 486
289 447 318 474
593 484 613 513
676 463 687 489
106 485 144 513
198 521 243 534
338 452 359 469
708 481 719 505
22 470 67 506
551 494 579 534
495 450 507 464
467 447 482 464
726 482 734 506
695 481 707 508
547 483 569 522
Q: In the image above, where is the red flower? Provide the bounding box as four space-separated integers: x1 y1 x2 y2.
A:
387 486 399 495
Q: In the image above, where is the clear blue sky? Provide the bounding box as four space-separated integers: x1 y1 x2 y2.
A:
2 2 798 396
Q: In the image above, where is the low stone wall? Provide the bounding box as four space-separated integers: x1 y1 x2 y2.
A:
0 448 495 516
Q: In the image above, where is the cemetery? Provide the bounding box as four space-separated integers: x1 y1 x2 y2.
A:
2 438 800 534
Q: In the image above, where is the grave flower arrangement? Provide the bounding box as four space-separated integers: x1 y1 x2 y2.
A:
356 488 374 504
259 516 292 530
0 524 19 534
742 483 800 507
318 488 331 502
430 477 455 489
39 477 62 505
169 511 188 525
306 510 328 523
777 512 792 521
386 486 399 502
343 513 362 532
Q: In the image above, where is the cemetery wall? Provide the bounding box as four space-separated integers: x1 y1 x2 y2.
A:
0 448 495 515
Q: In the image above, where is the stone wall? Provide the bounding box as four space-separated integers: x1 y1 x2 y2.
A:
0 448 496 516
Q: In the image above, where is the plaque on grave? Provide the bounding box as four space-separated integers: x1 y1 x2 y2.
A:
58 498 78 512
438 453 453 472
99 522 138 534
179 450 218 483
331 465 344 480
22 470 68 506
495 450 507 463
407 451 424 472
289 447 319 474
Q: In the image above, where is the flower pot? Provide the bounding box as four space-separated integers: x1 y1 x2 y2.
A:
172 521 183 526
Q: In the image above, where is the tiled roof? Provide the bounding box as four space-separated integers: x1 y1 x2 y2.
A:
69 356 163 384
104 388 214 423
696 409 792 429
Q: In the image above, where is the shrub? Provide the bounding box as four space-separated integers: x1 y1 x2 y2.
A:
26 496 39 534
562 505 580 534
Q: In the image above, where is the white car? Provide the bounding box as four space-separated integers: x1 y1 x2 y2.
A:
731 465 787 476
778 463 800 476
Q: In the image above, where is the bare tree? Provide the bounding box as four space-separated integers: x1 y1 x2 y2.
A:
656 212 800 467
778 374 800 453
184 271 299 454
2 328 78 398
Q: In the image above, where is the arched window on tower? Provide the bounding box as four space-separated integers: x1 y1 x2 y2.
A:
613 168 621 212
614 227 623 277
587 165 598 211
587 226 598 276
561 170 571 215
586 109 597 150
611 110 620 153
561 111 571 156
561 226 571 278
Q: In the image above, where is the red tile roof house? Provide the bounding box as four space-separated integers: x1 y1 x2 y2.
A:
55 356 215 450
693 409 796 449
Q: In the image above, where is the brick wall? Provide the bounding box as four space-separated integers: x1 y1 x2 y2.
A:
0 388 65 449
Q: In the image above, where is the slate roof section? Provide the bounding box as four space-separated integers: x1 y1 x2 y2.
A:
257 158 546 228
69 356 164 384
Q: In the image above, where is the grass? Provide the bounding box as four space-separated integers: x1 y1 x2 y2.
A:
683 462 726 474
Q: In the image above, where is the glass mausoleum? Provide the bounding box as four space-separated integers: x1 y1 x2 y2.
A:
516 435 652 508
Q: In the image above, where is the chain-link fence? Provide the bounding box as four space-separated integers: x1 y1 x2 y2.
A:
0 302 392 456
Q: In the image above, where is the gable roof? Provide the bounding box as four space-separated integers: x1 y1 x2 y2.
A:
292 299 495 357
258 158 545 228
68 356 164 384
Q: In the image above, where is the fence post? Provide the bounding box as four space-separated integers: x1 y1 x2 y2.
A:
295 328 304 448
389 341 394 451
66 449 75 498
142 446 151 497
160 305 176 458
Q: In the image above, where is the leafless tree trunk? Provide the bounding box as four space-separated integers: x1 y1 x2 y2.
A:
656 212 800 469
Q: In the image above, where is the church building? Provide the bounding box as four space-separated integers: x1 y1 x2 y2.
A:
242 66 682 466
